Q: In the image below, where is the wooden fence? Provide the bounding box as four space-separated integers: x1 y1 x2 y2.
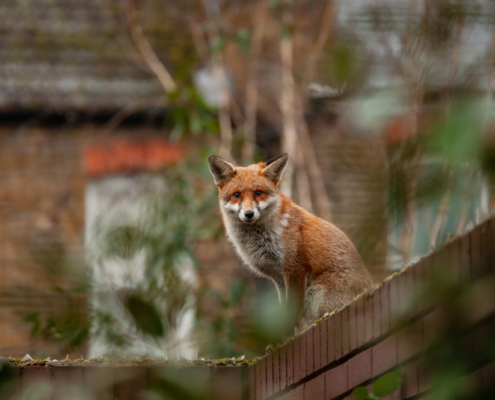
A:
4 216 495 400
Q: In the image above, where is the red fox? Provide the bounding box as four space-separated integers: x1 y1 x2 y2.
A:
208 153 373 323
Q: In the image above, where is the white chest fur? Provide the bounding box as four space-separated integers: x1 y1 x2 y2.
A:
222 210 289 282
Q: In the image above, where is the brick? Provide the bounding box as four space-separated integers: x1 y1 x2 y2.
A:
266 353 273 398
280 345 287 390
287 340 294 387
347 349 372 388
325 363 348 399
388 277 400 329
304 374 325 400
83 366 114 400
320 319 328 367
314 324 322 371
470 225 482 281
212 367 243 400
294 336 301 383
115 366 147 400
327 316 335 364
273 348 280 393
364 294 373 344
306 328 315 376
373 290 381 339
255 361 262 400
398 320 423 364
349 302 357 351
53 367 83 400
248 366 256 400
21 366 51 400
334 312 343 360
356 296 366 348
301 332 308 380
372 334 398 377
260 357 267 399
401 362 419 398
342 307 350 356
380 282 390 335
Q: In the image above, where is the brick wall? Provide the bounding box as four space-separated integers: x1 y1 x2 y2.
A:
0 126 242 357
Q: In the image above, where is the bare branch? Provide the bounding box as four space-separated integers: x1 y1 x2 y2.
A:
242 0 267 163
125 0 177 94
279 33 298 199
303 0 339 88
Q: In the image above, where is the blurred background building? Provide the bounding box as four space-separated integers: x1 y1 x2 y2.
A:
0 0 494 358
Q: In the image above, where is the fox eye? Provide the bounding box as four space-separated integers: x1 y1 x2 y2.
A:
255 190 263 197
232 192 241 199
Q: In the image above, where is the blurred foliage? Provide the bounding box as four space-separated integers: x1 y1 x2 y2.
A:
353 370 402 399
167 85 220 140
24 289 90 353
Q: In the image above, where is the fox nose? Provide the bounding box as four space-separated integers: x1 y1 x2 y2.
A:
244 210 254 219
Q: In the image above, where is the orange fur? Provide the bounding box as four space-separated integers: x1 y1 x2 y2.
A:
208 154 374 323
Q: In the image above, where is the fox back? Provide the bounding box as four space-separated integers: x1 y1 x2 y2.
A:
208 154 373 322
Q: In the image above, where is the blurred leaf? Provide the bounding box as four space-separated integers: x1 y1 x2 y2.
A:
24 313 42 338
329 41 360 84
105 226 144 259
373 370 402 398
125 295 165 338
210 36 225 53
230 281 246 304
189 114 202 135
423 100 485 164
352 386 369 399
235 29 251 53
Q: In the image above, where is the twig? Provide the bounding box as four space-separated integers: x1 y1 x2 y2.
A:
125 0 177 94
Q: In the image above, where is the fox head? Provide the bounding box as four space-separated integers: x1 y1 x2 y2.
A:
208 154 289 224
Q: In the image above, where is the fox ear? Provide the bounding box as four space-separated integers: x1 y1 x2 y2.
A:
262 153 289 185
208 155 236 187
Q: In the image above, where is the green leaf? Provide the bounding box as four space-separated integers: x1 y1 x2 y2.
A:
125 295 165 338
230 281 246 304
189 114 202 135
373 370 402 398
352 386 369 399
235 29 251 53
210 36 225 53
